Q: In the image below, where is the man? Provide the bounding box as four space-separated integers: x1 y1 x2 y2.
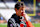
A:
7 2 34 27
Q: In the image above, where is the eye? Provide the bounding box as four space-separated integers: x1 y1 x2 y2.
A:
21 9 23 11
21 3 23 6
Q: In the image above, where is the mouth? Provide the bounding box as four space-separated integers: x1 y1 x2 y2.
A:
21 12 24 16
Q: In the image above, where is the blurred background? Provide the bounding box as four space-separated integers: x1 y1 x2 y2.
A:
0 0 40 27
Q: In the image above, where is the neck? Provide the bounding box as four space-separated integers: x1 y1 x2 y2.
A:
16 13 20 17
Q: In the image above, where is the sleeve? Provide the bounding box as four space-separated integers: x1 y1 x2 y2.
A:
7 18 16 27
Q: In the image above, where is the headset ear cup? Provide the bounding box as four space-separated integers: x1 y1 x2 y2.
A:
17 7 20 10
17 8 19 9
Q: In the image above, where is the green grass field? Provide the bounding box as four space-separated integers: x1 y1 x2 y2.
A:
0 23 7 27
0 23 40 27
33 23 40 27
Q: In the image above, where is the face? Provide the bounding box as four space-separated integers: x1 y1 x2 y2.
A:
15 6 25 16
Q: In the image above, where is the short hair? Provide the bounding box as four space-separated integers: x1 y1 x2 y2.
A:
15 2 24 10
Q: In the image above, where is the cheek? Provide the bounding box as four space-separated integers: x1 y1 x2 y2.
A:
18 12 21 14
19 11 21 14
18 11 21 15
18 10 21 14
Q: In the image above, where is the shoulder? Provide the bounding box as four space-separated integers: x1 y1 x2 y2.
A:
8 18 15 23
11 13 16 18
7 18 16 27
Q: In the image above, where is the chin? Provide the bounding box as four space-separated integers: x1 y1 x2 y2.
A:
21 15 22 16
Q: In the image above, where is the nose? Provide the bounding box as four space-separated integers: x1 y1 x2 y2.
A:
21 10 23 12
21 9 25 13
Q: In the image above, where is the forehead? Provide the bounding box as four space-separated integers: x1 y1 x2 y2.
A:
19 6 25 10
20 6 25 9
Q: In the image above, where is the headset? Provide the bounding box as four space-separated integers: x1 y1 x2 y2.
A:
15 2 24 10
